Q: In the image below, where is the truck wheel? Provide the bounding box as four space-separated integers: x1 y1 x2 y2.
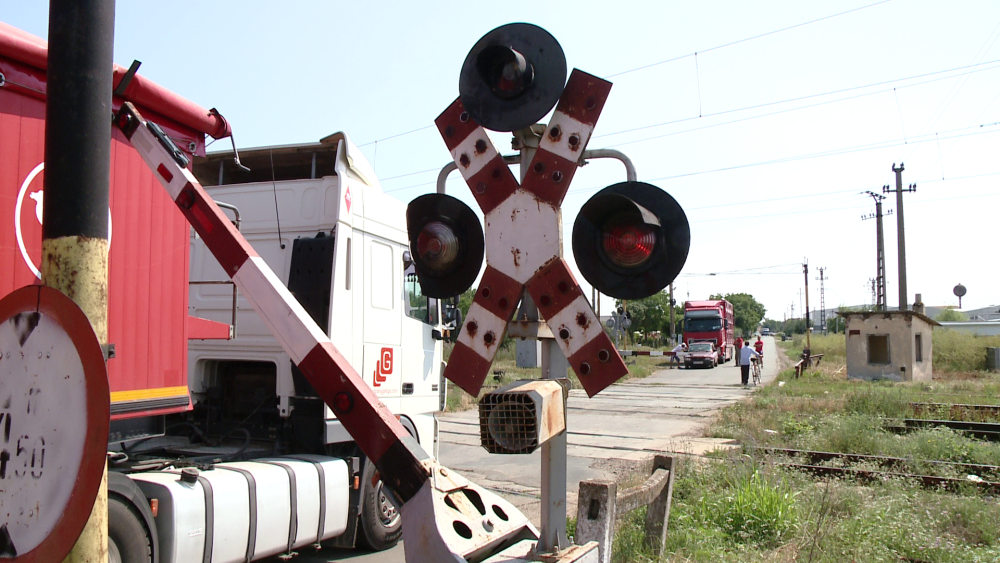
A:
109 496 152 563
357 460 402 551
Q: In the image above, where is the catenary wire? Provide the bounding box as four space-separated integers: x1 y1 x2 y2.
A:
380 61 1000 194
357 0 895 148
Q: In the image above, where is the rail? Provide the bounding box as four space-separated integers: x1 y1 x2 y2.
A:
761 447 1000 494
575 455 675 563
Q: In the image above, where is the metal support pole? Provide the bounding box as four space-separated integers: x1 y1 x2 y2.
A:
669 284 675 344
876 197 886 310
891 163 908 310
45 1 115 561
539 342 569 552
513 125 569 553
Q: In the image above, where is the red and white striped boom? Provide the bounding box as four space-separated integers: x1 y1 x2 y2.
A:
115 102 537 563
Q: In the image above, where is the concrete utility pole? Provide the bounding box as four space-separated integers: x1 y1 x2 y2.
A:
863 190 891 311
885 163 916 310
45 1 115 561
803 262 811 356
816 267 827 334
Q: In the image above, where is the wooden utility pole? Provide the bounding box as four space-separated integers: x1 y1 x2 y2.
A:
46 1 115 561
885 164 916 310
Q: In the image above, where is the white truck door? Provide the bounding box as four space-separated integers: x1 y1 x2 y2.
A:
362 234 402 399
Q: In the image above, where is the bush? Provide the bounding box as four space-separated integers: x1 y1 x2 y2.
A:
933 329 1000 372
701 470 798 547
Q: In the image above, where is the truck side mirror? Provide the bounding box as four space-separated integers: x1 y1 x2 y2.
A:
440 296 463 343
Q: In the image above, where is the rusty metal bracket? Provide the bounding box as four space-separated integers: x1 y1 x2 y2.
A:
507 319 555 340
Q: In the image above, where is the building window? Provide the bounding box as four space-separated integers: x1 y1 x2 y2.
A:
915 333 923 362
868 334 890 364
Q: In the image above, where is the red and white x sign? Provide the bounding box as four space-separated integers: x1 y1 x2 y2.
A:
436 70 627 398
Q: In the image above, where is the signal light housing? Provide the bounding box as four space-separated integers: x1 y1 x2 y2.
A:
479 380 566 454
459 23 567 132
572 181 690 300
406 194 484 298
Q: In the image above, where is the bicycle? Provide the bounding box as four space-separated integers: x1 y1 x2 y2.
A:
750 356 762 386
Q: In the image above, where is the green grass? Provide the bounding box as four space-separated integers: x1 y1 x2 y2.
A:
607 336 1000 562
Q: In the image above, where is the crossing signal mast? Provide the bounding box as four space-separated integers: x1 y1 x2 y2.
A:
407 23 691 558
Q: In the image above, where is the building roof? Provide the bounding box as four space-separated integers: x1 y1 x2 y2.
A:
836 309 940 326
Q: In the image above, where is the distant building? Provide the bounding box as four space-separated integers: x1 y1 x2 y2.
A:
837 310 939 382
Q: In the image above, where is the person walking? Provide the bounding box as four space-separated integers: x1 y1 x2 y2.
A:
739 340 760 385
669 342 686 369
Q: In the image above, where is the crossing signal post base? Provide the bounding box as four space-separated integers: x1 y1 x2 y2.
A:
480 541 600 563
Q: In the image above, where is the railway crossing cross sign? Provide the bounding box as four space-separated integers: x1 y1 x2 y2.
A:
408 24 690 399
434 69 627 398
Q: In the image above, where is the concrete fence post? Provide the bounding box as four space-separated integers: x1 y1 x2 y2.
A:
575 480 617 563
643 455 675 550
574 455 676 562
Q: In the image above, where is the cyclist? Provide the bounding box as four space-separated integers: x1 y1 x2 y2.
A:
754 336 764 360
739 341 760 385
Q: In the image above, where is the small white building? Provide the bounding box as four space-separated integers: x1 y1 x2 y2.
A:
838 310 939 382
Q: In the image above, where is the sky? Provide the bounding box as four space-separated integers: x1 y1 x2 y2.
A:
6 0 1000 323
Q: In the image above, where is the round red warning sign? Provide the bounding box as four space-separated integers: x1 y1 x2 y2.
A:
0 286 109 563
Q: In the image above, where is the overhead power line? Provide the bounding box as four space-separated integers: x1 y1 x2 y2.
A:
382 60 1000 194
593 58 1000 142
603 0 894 79
359 0 895 149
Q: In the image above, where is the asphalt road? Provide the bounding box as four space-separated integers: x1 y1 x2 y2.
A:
268 338 780 562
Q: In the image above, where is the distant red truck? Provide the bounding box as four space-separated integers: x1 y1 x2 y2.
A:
683 299 735 363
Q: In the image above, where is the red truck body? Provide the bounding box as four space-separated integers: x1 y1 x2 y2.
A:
0 22 230 429
683 299 735 363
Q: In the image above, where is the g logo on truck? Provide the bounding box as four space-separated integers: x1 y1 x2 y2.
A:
15 163 113 279
373 347 392 387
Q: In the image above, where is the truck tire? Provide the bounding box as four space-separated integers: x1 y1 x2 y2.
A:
108 472 156 563
357 459 402 551
109 496 152 563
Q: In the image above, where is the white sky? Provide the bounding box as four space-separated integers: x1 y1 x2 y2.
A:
7 1 1000 322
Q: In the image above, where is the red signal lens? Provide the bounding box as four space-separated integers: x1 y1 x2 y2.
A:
601 215 656 268
416 221 460 274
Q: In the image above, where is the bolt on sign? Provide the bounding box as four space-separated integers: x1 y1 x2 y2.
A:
406 23 690 399
0 286 110 563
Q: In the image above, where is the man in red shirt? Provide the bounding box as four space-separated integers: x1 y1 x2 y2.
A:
735 336 744 357
754 336 764 355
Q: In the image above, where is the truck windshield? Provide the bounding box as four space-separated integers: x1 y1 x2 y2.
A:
685 317 722 332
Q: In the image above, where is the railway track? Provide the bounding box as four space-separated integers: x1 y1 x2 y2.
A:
888 418 1000 441
910 402 1000 421
758 447 1000 494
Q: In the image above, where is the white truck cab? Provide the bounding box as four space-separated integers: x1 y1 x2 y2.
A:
135 132 450 557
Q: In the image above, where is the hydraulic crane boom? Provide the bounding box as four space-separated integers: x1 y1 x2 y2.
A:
114 102 537 562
